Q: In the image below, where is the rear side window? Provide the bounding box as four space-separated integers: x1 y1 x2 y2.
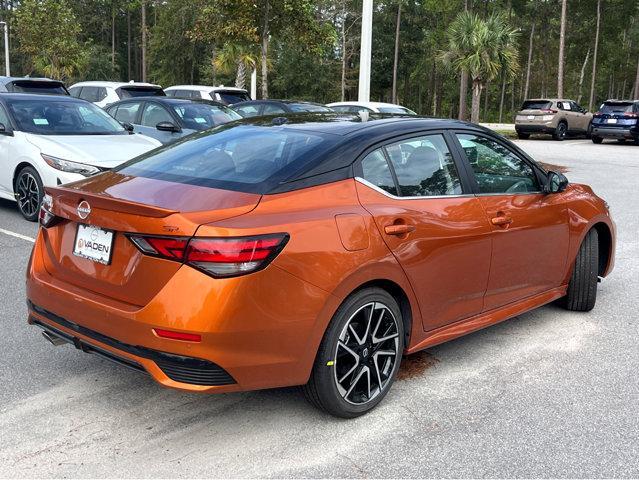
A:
78 86 107 102
69 86 82 98
117 125 333 191
599 102 633 113
117 87 165 99
263 104 287 115
385 134 461 197
361 150 397 196
378 106 416 115
521 100 552 110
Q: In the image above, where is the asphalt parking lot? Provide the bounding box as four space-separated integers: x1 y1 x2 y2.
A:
0 138 637 478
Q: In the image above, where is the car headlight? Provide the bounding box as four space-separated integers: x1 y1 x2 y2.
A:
40 154 101 177
542 115 554 121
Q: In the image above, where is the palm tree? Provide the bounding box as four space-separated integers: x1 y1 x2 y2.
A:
440 11 519 123
214 43 258 90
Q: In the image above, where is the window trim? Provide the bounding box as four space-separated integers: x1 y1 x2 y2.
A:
449 129 546 196
354 129 475 199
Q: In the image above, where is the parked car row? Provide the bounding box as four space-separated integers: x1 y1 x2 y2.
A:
0 75 418 221
515 97 639 144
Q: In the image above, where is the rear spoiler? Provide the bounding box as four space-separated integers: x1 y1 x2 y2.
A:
45 186 178 219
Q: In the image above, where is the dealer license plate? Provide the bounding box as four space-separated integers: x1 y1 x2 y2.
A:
73 224 114 265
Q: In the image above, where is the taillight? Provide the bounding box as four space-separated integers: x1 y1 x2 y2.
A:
128 233 289 278
39 193 60 228
623 112 638 118
129 235 189 260
541 109 558 113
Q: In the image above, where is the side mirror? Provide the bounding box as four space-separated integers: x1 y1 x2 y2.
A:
0 123 13 136
545 170 568 194
156 121 180 133
120 122 134 133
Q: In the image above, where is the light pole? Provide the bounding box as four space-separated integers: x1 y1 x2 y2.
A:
357 0 373 102
0 21 9 76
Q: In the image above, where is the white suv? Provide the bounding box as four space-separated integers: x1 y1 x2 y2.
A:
164 85 251 105
68 81 165 108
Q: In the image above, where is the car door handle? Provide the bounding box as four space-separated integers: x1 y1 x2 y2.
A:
384 224 416 236
491 215 513 226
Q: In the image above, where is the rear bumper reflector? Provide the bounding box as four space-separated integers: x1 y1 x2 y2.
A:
28 301 236 386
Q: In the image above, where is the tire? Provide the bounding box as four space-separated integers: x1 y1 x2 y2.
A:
14 166 43 222
561 228 599 312
552 121 567 141
303 287 405 418
617 139 626 144
592 136 603 144
517 132 530 140
585 122 593 139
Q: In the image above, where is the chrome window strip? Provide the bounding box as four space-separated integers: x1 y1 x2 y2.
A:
355 177 542 199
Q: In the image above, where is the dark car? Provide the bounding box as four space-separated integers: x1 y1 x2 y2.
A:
0 76 69 95
231 100 334 118
591 100 639 144
105 97 242 144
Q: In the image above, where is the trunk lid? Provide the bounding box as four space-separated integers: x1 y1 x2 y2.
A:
41 171 261 306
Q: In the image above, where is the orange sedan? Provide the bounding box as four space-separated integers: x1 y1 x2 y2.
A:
26 115 615 418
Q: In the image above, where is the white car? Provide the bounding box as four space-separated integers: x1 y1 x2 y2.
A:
68 81 165 108
327 101 417 115
164 85 251 105
0 94 161 221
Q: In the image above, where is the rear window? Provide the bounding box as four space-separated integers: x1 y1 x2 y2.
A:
215 90 251 104
521 100 552 110
116 124 336 192
117 86 165 99
599 102 634 113
7 80 68 95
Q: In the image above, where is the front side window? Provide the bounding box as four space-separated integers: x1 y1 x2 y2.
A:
288 103 333 113
7 99 126 135
360 149 397 196
111 102 141 124
172 103 241 130
140 103 174 127
234 104 260 118
263 104 287 115
385 134 462 197
456 133 539 194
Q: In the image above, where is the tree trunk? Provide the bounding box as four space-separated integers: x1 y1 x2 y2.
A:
470 79 482 123
260 0 270 99
633 54 639 101
577 48 590 105
523 22 534 100
458 71 468 120
557 0 567 97
127 8 131 79
588 0 601 111
391 1 401 104
340 0 346 101
483 79 489 119
235 61 246 90
141 0 147 82
111 5 116 72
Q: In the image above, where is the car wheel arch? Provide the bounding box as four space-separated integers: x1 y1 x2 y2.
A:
592 221 613 277
12 161 36 192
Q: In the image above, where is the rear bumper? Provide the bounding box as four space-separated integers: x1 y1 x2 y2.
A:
591 126 638 139
26 233 334 393
29 303 236 387
515 124 555 134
